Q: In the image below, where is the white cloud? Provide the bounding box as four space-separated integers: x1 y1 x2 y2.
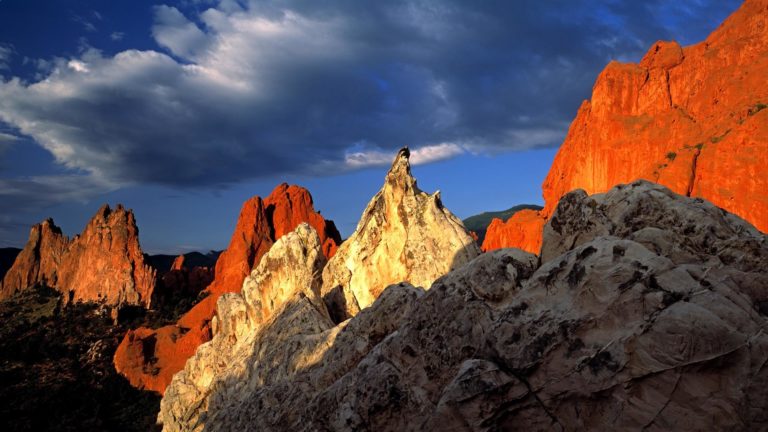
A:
0 44 12 70
111 32 125 41
344 143 465 168
152 5 209 59
0 174 118 214
0 132 19 142
67 60 90 73
0 0 737 192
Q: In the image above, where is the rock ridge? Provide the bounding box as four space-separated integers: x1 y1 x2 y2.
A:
0 205 156 308
484 0 768 254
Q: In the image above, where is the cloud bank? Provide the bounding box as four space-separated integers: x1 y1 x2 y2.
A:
0 0 740 192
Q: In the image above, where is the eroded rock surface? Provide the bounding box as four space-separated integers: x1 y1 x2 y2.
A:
485 0 768 252
159 224 334 428
0 205 156 307
0 219 68 299
160 181 768 431
115 184 341 394
321 147 479 321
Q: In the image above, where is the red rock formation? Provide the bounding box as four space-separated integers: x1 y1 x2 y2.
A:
481 210 545 254
0 206 156 307
115 184 341 394
57 205 156 307
0 219 68 299
170 255 185 271
157 255 214 303
485 0 768 253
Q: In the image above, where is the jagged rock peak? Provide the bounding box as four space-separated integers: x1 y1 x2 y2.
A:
158 181 768 431
0 205 155 307
386 147 417 190
159 223 333 428
115 184 342 395
320 147 480 322
0 218 69 299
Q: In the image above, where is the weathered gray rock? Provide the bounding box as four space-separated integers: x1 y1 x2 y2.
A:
321 147 480 321
160 181 768 432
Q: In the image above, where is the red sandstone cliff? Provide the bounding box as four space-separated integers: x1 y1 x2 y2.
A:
0 219 68 299
114 183 341 394
0 206 156 307
484 0 768 253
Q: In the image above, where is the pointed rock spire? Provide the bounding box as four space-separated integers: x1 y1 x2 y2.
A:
321 147 479 322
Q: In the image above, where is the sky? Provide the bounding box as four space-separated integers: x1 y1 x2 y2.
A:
0 0 741 254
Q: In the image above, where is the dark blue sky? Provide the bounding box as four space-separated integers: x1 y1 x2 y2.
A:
0 0 741 253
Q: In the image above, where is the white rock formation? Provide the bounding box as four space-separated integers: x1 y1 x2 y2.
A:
159 223 333 430
159 180 768 431
321 147 480 321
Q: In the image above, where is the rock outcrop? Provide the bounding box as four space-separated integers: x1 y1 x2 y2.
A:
157 255 215 304
484 0 768 253
0 206 156 308
115 184 342 394
481 209 546 254
321 147 480 321
158 180 768 431
159 224 334 427
0 219 68 299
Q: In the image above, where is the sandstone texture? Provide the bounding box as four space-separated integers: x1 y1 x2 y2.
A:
159 180 768 431
321 147 479 321
0 219 68 299
481 209 545 255
0 205 156 308
484 0 768 253
115 184 341 394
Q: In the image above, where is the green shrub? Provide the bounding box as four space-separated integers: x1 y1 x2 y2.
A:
666 151 677 161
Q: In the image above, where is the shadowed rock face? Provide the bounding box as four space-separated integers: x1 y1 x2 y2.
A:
115 184 341 395
321 147 480 321
159 181 767 431
484 0 768 253
0 206 156 308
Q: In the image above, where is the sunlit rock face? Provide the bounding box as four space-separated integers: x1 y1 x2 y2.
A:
484 0 768 253
481 209 546 255
114 184 341 395
0 219 68 299
0 205 156 308
158 224 334 428
160 181 768 431
321 147 480 321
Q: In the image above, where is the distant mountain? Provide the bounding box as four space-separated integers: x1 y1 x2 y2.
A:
0 248 21 280
145 251 221 274
462 204 542 243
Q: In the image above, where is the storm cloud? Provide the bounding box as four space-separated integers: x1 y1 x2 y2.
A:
0 0 740 190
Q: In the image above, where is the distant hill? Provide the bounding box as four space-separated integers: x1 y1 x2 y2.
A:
145 251 221 274
463 204 543 244
0 248 22 280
